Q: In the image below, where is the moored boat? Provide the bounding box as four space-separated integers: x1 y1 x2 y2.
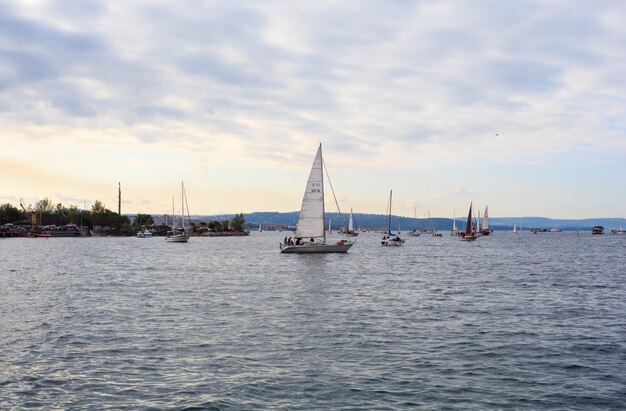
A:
166 182 191 243
381 190 405 246
136 226 153 238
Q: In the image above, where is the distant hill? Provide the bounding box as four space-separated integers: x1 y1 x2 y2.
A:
180 212 626 231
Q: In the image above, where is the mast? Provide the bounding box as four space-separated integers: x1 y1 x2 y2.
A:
180 182 185 234
389 190 393 234
172 196 175 230
118 182 121 215
181 182 185 231
320 143 326 243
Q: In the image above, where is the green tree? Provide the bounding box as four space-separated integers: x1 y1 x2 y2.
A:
67 206 80 224
34 198 54 213
54 203 69 225
134 213 154 228
208 221 222 232
231 213 245 231
91 200 107 214
0 203 23 224
34 198 55 225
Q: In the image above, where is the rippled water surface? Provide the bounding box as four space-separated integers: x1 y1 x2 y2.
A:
1 232 625 409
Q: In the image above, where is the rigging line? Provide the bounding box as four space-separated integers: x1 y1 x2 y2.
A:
183 182 192 228
322 159 343 223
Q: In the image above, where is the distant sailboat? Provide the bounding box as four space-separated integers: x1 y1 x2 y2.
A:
258 223 262 232
342 209 359 237
421 210 435 235
459 202 478 241
451 209 459 236
407 206 421 237
166 182 191 243
381 190 405 246
513 223 517 235
279 144 353 253
480 206 491 235
328 218 332 234
348 212 354 234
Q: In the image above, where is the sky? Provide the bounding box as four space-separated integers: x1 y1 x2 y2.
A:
1 0 625 219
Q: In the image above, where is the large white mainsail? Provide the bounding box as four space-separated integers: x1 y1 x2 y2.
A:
295 145 325 239
483 206 490 231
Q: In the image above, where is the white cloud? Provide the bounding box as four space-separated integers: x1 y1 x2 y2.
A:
1 0 626 216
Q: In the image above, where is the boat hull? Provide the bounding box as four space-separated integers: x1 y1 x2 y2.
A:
381 238 405 246
459 234 478 241
280 242 353 253
166 234 189 243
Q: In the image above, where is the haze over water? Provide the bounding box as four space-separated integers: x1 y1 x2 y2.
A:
1 232 625 409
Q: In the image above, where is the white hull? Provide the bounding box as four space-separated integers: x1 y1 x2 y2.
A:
166 234 189 243
280 241 353 253
136 232 153 238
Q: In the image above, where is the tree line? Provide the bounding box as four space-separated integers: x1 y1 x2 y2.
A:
1 200 247 234
0 199 129 230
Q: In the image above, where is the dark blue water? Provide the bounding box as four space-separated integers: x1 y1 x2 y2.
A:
1 232 625 409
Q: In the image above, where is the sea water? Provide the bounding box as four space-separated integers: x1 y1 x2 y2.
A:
1 232 625 409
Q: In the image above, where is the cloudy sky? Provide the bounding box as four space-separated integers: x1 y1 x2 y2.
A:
1 0 625 218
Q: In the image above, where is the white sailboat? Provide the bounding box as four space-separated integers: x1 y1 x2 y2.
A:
258 223 262 232
328 218 332 234
381 190 405 246
450 209 459 236
166 182 191 243
280 144 353 253
421 210 435 234
513 223 517 235
481 205 491 235
342 208 359 237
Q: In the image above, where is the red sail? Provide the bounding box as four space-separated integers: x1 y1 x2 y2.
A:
465 203 473 235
